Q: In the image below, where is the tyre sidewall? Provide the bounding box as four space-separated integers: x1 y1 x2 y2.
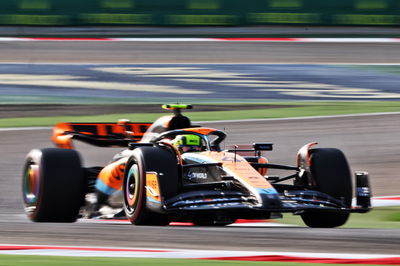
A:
23 149 44 221
123 150 146 224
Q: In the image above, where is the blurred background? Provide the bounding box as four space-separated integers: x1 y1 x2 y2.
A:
0 0 399 27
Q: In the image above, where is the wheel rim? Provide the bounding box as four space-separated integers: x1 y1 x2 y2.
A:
23 162 39 213
125 163 140 213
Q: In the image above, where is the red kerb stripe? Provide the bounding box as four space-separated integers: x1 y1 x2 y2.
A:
375 197 400 200
205 255 400 265
216 38 297 41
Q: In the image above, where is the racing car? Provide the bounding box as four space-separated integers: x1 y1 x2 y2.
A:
22 104 372 227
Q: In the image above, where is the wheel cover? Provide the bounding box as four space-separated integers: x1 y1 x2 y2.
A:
22 163 39 213
125 164 140 214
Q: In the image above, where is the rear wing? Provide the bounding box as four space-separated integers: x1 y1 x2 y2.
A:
52 122 152 149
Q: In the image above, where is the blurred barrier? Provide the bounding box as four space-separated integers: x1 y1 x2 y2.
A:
0 0 399 26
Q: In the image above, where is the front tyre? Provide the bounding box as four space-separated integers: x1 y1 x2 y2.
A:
22 148 85 222
123 156 147 224
301 148 353 228
123 147 178 225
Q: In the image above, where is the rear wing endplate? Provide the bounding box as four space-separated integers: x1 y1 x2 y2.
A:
52 122 152 149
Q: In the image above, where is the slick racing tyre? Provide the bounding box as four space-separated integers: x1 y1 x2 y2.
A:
123 146 179 225
22 148 85 222
301 148 353 228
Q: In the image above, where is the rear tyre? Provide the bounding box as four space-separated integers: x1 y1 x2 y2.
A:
123 147 178 225
301 148 352 228
22 148 85 222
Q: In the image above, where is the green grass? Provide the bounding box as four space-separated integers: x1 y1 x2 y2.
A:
279 207 400 229
0 255 392 266
1 101 400 128
385 211 400 222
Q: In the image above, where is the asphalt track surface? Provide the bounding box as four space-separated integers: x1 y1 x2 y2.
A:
1 41 400 63
0 40 399 254
1 115 399 254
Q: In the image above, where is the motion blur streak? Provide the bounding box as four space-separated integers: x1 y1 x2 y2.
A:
1 41 400 63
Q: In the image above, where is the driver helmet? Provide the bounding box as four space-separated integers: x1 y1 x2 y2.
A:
172 134 203 153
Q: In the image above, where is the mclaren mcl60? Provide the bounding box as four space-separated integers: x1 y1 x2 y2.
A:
22 104 372 227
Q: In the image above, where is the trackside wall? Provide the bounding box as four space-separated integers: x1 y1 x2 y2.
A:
0 0 399 26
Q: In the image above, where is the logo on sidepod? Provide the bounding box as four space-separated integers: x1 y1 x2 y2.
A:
187 172 208 180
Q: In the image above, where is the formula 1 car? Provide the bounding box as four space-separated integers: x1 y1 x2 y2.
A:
22 104 372 227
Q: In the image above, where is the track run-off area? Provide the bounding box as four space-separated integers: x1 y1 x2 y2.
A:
1 63 400 103
0 38 399 262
